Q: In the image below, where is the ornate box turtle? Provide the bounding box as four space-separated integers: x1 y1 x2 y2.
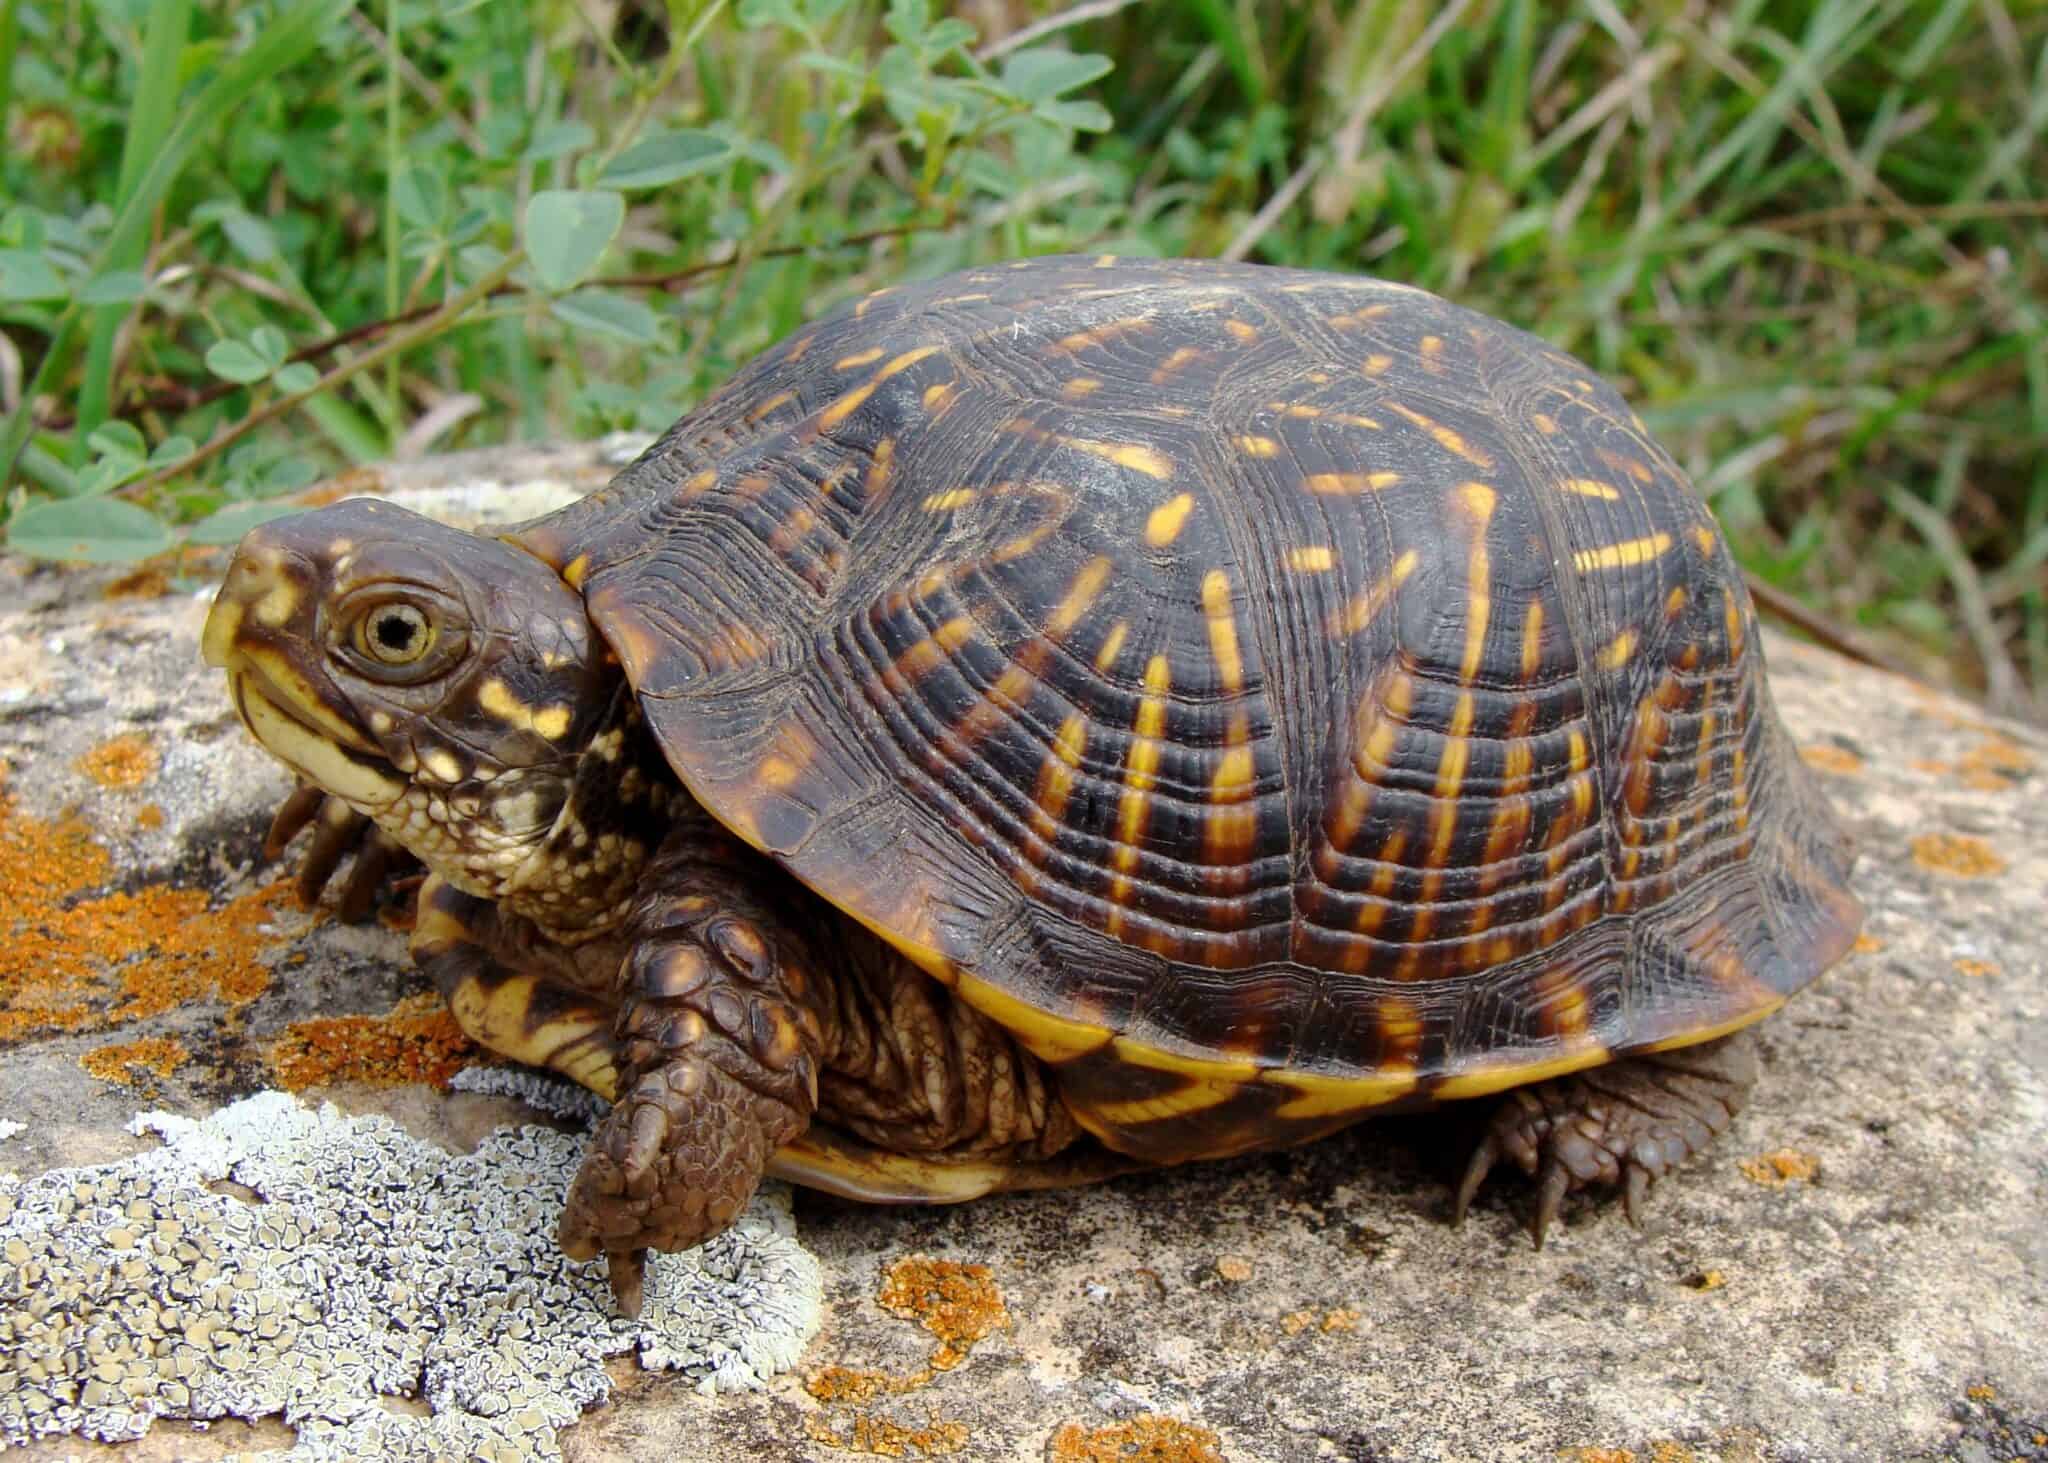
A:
203 255 1862 1314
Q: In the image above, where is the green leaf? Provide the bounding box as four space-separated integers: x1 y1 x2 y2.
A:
524 189 624 292
1036 98 1113 132
187 500 303 546
524 119 595 161
77 456 148 495
394 165 448 228
0 248 67 301
149 434 196 466
206 339 272 384
1000 48 1114 103
249 325 289 370
597 130 734 190
550 288 664 345
220 210 280 263
8 497 175 564
273 362 320 394
77 269 149 304
87 421 147 461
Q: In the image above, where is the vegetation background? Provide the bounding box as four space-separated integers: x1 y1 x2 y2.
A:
2 0 2043 718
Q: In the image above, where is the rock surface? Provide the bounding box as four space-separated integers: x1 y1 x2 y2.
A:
1 442 2043 1462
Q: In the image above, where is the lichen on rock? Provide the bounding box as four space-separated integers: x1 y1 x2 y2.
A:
0 1090 823 1459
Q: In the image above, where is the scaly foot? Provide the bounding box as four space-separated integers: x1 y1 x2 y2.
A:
1452 1030 1760 1245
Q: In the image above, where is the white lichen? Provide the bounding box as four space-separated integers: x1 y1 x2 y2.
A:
0 1090 823 1459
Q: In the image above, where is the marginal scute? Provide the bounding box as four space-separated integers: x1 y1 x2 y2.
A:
514 254 1861 1158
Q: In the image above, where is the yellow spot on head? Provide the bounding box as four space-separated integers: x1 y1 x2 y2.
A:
1305 471 1400 494
1287 545 1335 572
422 748 463 784
1145 493 1197 546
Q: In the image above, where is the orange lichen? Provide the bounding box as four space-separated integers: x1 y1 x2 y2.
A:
876 1256 1008 1372
0 791 293 1044
1050 1416 1225 1463
1953 958 1998 979
806 1257 1009 1413
1967 1383 1997 1401
80 1035 189 1087
1799 744 1862 775
1739 1149 1819 1187
1213 1255 1252 1282
1686 1269 1728 1292
269 991 475 1090
75 733 157 790
1956 736 2036 791
1281 1306 1360 1335
1558 1451 1635 1463
804 1412 970 1457
1851 934 1884 955
1910 833 2007 878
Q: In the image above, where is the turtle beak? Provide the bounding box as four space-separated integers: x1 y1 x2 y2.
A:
205 524 403 808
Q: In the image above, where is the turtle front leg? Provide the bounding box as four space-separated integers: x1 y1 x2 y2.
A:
1453 1030 1761 1245
557 834 832 1317
266 780 420 922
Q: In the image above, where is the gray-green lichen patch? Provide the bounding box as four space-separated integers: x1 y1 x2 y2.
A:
0 1090 822 1460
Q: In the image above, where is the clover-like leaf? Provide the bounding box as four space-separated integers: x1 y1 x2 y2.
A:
524 190 625 293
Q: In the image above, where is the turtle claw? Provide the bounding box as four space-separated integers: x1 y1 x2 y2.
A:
263 780 419 921
1451 1032 1760 1247
1623 1162 1651 1226
607 1248 648 1321
1530 1158 1572 1249
1451 1133 1500 1227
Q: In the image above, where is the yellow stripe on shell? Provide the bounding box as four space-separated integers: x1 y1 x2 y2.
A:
1087 1076 1245 1128
1557 478 1621 499
1388 403 1496 470
1266 1066 1418 1120
1572 531 1674 573
1456 483 1496 680
1429 1038 1611 1101
1304 471 1400 494
1145 494 1197 545
953 969 1111 1063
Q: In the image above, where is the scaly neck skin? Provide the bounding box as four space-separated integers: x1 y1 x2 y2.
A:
495 684 685 942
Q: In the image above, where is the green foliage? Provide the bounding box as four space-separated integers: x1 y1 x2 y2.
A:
1 0 2043 712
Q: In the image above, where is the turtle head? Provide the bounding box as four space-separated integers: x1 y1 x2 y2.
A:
203 498 626 904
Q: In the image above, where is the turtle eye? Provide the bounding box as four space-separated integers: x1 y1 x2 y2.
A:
356 602 434 665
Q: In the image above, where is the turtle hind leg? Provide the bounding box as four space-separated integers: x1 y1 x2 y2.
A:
1451 1029 1761 1246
